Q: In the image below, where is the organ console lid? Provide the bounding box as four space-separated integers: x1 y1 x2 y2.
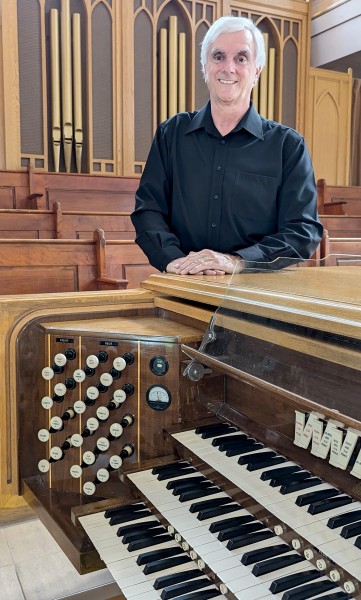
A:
146 256 361 429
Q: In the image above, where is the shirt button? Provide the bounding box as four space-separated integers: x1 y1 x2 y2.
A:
211 223 217 228
214 195 218 199
221 140 226 144
217 165 222 170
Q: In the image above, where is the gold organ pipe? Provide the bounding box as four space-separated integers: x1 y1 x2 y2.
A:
72 13 83 173
259 32 269 118
159 28 168 122
61 0 73 173
178 32 186 112
50 9 61 172
168 16 178 117
268 47 276 121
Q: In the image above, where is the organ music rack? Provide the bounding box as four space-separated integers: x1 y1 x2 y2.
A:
10 262 361 597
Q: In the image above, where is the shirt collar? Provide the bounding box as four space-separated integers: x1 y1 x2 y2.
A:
186 100 264 140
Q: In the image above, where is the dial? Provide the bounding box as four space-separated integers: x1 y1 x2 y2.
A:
149 355 169 376
146 384 171 411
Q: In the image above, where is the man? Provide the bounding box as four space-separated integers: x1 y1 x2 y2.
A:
131 16 323 275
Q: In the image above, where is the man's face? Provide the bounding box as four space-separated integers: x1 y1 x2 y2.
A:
204 29 261 108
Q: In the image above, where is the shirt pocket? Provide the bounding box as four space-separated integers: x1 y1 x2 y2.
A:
230 169 279 224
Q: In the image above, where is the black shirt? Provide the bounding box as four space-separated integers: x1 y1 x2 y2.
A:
131 102 323 272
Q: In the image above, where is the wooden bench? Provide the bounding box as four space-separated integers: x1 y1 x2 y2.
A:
319 215 361 238
320 230 361 266
317 179 361 215
0 229 155 294
28 169 140 211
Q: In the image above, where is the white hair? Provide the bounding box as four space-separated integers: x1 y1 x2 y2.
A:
200 16 266 76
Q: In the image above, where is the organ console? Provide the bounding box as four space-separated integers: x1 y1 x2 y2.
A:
8 266 361 598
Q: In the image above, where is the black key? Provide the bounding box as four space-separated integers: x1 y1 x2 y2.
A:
209 514 255 533
152 461 190 475
172 481 214 496
137 546 183 565
280 477 322 495
269 568 320 594
261 465 301 481
227 529 275 550
154 569 203 590
195 421 234 434
238 450 278 466
117 520 159 537
105 502 146 519
190 497 234 513
122 526 166 543
179 486 220 502
308 495 353 515
296 488 340 507
341 520 361 539
197 503 242 521
355 535 361 548
201 427 238 439
158 467 197 481
161 576 212 599
211 433 248 446
282 578 337 600
128 533 172 552
166 476 207 490
171 589 221 600
218 521 265 542
110 508 152 526
241 543 290 565
327 508 361 529
143 554 192 575
270 471 311 487
252 553 304 577
247 456 286 472
221 442 263 457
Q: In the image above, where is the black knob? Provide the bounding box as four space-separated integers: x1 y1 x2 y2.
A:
122 383 134 396
49 423 64 434
109 367 121 380
97 351 108 363
65 378 76 390
61 437 72 450
84 366 95 377
52 393 64 403
61 407 76 421
120 443 135 459
84 396 96 406
51 364 64 374
65 349 77 360
97 382 108 393
121 413 134 428
81 427 95 438
123 352 134 365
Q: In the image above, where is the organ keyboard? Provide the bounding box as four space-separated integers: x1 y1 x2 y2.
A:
11 267 361 597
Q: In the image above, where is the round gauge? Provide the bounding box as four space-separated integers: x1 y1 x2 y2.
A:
149 355 169 376
146 384 171 411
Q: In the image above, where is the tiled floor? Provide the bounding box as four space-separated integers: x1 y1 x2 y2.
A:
0 506 121 600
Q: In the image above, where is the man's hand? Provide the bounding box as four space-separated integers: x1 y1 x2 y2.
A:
166 250 244 275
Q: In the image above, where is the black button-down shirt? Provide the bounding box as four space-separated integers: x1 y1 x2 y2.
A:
131 102 323 272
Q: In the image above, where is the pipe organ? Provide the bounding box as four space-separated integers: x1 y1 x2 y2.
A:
7 268 361 598
3 0 312 175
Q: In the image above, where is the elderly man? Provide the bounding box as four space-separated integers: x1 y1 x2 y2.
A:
131 16 323 275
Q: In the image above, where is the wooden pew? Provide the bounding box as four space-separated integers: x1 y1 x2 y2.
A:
320 229 361 266
319 215 361 238
28 169 140 211
0 169 35 209
53 202 134 239
0 229 155 294
317 179 361 215
0 208 56 238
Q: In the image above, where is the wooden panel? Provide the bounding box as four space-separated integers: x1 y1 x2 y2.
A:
305 67 352 185
317 179 361 214
319 215 361 237
0 266 76 293
60 212 134 239
29 171 139 210
0 170 30 208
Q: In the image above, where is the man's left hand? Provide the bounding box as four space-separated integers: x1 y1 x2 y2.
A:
168 250 244 275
